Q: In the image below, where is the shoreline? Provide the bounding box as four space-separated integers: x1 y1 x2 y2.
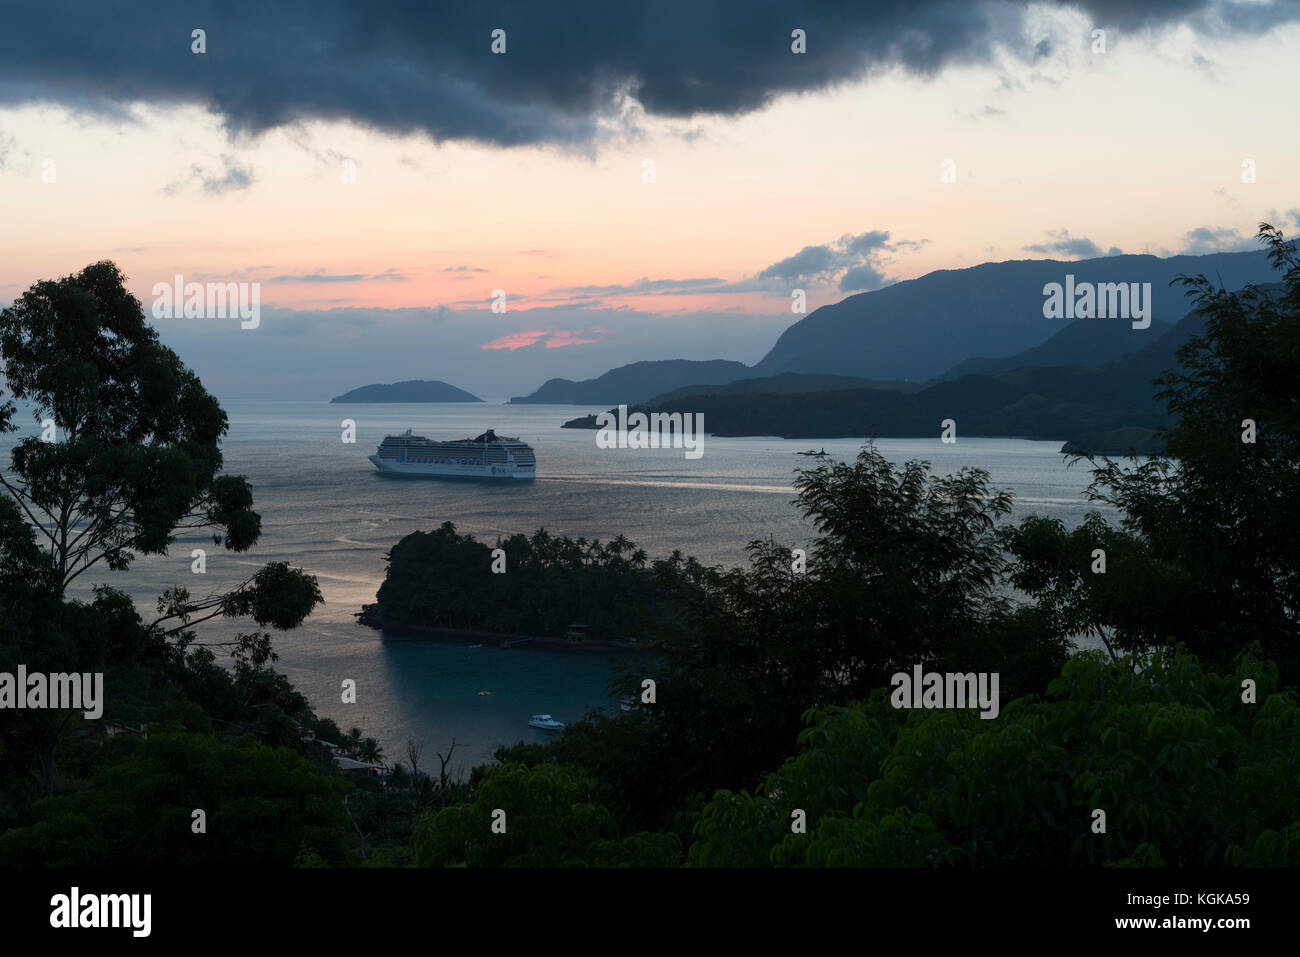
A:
355 608 639 652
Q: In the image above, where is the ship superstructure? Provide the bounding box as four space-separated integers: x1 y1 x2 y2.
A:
369 428 536 479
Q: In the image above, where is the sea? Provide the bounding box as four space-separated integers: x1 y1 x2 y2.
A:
7 400 1119 773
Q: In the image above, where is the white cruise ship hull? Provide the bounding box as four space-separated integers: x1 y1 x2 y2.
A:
368 454 534 480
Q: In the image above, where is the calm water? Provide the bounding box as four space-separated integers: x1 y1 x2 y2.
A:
8 400 1115 772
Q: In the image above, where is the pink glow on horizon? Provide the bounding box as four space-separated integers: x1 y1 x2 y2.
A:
480 330 550 350
480 328 606 350
544 331 602 348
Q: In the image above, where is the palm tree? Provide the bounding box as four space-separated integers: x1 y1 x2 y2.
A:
345 727 363 757
360 737 385 765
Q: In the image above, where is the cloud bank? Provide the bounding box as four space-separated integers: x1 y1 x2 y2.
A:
2 1 1296 147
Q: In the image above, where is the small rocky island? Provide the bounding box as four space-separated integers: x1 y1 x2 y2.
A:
330 380 482 403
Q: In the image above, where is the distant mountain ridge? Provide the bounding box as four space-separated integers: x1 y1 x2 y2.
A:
563 367 1165 442
509 359 751 404
937 315 1173 381
562 294 1247 447
330 380 482 403
646 372 921 405
752 249 1276 382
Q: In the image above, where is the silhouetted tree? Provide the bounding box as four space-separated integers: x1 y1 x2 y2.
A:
1007 223 1300 678
0 261 322 668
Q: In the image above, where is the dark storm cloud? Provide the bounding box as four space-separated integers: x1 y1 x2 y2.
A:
758 245 838 281
842 230 892 257
1 1 1295 147
162 155 254 195
197 162 253 194
1024 229 1111 259
1179 225 1257 254
838 263 887 292
758 230 924 291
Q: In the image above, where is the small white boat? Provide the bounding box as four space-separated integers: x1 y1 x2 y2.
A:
528 713 565 731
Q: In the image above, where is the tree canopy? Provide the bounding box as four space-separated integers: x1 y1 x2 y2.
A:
1003 223 1300 678
0 261 322 665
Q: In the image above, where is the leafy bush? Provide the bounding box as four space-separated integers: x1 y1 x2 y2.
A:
0 729 354 867
689 652 1298 867
412 762 679 867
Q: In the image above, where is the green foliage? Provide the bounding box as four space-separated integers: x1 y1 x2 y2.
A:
0 261 327 806
305 716 345 746
224 561 327 632
0 497 124 802
0 730 354 867
1063 224 1300 678
412 762 675 867
546 446 1066 831
689 652 1298 867
338 764 476 868
587 830 683 867
0 261 251 585
293 845 331 868
0 260 323 650
413 763 614 867
999 512 1192 659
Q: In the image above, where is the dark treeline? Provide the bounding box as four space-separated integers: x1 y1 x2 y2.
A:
2 224 1298 867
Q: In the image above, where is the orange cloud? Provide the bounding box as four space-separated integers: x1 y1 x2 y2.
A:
545 330 602 348
480 330 549 350
480 328 603 350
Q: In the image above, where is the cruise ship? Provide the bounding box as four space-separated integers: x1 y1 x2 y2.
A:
369 428 536 479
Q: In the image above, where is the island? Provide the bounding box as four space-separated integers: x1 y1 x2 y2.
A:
357 522 705 649
508 358 750 404
330 380 483 403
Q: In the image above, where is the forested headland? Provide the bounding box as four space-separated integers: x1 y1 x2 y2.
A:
356 523 701 645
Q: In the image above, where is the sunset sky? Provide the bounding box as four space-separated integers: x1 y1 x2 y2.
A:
2 1 1298 398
